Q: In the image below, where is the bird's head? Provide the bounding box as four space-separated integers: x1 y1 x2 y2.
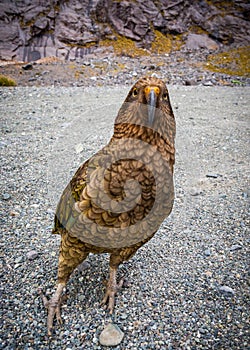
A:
115 76 175 140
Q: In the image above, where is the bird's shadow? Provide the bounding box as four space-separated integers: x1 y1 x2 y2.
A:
65 253 130 312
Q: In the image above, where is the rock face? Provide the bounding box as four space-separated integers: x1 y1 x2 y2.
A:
0 0 249 61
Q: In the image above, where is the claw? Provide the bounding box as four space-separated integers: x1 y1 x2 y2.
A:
100 268 124 313
100 290 115 313
55 304 63 324
39 289 49 308
39 284 65 336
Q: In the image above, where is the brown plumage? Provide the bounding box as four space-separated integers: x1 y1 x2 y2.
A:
41 76 176 335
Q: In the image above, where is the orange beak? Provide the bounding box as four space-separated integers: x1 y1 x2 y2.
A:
144 86 160 126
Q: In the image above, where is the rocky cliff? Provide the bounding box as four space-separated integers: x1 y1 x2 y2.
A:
0 0 249 62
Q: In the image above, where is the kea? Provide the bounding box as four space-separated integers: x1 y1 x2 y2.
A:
41 76 176 335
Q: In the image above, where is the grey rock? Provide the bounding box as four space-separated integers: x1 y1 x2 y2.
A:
186 34 219 51
77 261 90 271
33 17 48 31
78 295 85 302
185 79 197 86
230 244 242 251
22 63 33 70
219 285 235 295
26 250 38 260
99 323 124 346
0 20 21 60
2 193 11 200
242 191 248 198
204 248 211 257
206 173 219 178
15 256 24 264
190 188 202 196
203 81 214 86
199 327 207 334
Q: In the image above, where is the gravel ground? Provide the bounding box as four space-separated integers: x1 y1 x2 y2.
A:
0 85 249 349
1 49 250 88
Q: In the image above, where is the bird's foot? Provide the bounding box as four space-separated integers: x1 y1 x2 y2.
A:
100 277 124 314
39 284 65 336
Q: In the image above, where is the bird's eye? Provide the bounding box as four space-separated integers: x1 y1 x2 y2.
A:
132 88 138 97
162 91 168 100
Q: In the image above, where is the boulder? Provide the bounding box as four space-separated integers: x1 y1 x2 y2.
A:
186 34 219 51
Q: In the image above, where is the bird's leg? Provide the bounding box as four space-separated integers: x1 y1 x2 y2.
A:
40 232 88 336
100 253 127 313
40 283 65 335
101 265 124 313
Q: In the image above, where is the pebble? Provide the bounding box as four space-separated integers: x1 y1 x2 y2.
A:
190 188 203 196
230 244 242 251
78 294 85 302
99 323 124 346
2 193 11 200
206 173 219 178
74 143 84 154
204 248 211 256
26 250 39 260
0 141 7 147
219 285 235 295
242 191 248 198
22 63 33 70
203 81 214 86
185 79 196 86
77 261 91 271
10 210 19 216
204 270 213 277
15 256 24 264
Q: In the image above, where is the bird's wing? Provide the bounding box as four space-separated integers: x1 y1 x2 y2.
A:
52 160 89 234
52 137 174 248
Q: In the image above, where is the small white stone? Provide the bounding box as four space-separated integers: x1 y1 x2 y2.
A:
99 323 124 346
190 188 203 196
219 285 235 294
26 250 38 260
74 143 83 154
